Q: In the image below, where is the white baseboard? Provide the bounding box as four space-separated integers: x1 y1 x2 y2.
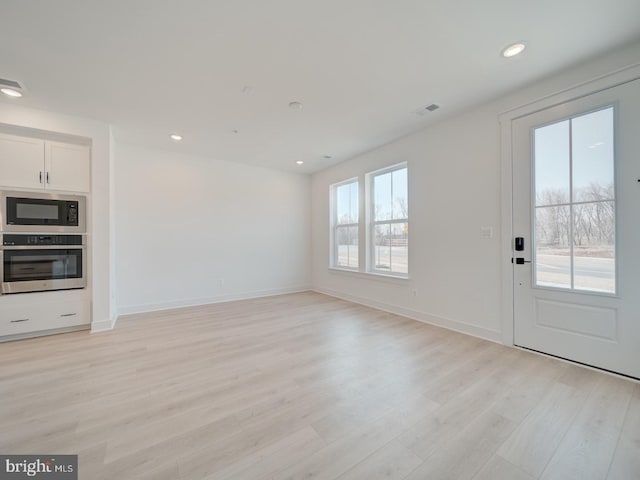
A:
91 315 117 332
313 287 502 344
116 286 312 318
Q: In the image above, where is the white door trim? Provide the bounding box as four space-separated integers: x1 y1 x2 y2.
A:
499 62 640 347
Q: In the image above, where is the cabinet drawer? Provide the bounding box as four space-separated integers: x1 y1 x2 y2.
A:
0 306 38 336
47 301 90 328
0 300 90 337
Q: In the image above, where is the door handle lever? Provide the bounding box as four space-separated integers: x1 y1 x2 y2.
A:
513 257 531 264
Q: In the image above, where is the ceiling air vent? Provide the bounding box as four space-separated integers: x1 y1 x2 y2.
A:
0 78 23 90
415 103 440 116
0 77 27 97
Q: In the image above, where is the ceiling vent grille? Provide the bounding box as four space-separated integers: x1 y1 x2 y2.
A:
0 78 22 90
415 103 440 116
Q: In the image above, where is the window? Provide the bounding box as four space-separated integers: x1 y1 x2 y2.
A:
533 107 615 293
329 164 409 278
368 164 408 276
331 179 359 269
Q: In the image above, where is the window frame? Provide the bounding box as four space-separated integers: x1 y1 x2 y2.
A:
366 162 409 278
330 177 359 271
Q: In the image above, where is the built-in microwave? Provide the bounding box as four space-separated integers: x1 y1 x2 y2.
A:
0 234 86 294
0 191 86 233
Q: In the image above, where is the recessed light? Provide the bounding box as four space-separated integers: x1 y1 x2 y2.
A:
170 134 183 141
296 160 304 165
289 101 303 110
502 43 526 58
1 88 23 98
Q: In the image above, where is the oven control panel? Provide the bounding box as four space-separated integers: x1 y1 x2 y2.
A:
2 234 84 246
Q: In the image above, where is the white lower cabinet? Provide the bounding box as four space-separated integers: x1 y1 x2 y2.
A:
0 300 90 338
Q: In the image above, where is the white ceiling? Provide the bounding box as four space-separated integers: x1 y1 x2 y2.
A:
1 1 639 173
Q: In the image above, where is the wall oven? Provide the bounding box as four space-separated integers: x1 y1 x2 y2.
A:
1 234 86 294
0 191 86 233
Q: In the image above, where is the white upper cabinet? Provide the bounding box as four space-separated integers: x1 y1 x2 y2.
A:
0 133 45 190
0 133 90 193
45 141 91 193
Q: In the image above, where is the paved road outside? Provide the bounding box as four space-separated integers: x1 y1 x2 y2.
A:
536 254 615 292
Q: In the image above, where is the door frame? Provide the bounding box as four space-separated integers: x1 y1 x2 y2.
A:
499 63 640 347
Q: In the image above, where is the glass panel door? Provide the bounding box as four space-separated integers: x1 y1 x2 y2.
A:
512 78 640 379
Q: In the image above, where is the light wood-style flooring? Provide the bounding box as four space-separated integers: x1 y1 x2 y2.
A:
1 292 638 479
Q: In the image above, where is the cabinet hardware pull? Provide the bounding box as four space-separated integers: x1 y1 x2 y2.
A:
10 318 29 323
39 171 43 183
60 313 77 317
46 172 50 184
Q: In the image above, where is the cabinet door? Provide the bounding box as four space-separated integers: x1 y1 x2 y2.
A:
45 141 91 193
0 133 45 189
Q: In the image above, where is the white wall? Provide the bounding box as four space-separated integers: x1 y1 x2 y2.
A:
311 105 503 340
115 143 311 314
109 129 118 322
311 41 640 342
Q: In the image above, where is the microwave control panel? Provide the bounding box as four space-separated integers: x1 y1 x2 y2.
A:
2 234 84 246
66 202 78 223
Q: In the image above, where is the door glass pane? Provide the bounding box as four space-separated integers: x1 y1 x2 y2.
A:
535 120 570 206
532 108 616 294
572 108 614 202
573 201 615 293
535 206 571 288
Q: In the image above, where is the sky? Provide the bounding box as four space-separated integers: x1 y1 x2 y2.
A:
535 106 614 205
336 167 408 223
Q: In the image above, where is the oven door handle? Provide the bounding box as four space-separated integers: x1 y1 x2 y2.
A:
0 245 87 250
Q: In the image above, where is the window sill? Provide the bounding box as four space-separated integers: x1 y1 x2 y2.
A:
328 267 410 283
